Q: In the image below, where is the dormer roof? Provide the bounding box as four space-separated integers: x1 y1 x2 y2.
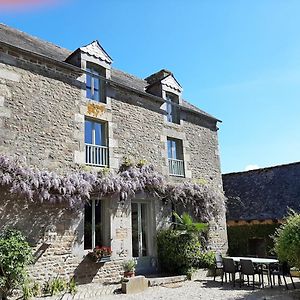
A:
66 40 113 65
145 69 182 93
79 40 113 64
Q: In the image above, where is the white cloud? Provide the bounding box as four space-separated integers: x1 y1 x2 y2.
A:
244 164 259 171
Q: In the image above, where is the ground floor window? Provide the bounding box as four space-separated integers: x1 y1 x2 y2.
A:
84 200 102 250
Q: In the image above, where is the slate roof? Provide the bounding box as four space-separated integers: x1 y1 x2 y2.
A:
223 162 300 221
0 23 219 121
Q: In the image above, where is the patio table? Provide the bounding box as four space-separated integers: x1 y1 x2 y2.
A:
226 257 279 287
228 257 278 265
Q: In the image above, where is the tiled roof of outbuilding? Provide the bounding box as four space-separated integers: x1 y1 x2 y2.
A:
0 23 219 122
223 162 300 221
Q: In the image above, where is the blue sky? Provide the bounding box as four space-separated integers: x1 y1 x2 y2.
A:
1 0 300 173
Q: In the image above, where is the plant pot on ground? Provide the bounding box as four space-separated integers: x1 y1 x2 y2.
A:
122 259 137 278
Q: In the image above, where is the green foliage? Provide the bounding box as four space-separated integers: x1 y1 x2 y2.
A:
49 277 67 296
68 277 77 295
122 259 136 272
0 229 33 299
157 229 202 274
22 280 33 300
32 281 41 297
274 211 300 268
173 212 208 233
198 251 215 268
227 224 280 256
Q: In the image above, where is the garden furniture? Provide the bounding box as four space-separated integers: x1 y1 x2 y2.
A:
213 252 224 281
222 258 239 287
239 259 264 289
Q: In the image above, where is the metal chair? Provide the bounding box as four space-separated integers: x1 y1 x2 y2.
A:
222 258 239 287
269 262 295 289
239 259 264 289
213 252 224 281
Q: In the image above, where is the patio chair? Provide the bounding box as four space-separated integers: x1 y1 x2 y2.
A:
222 258 239 287
239 259 264 289
269 262 295 289
213 252 224 281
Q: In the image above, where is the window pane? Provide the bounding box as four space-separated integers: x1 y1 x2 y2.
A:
93 89 99 102
86 73 92 88
167 140 172 159
94 77 99 90
85 120 93 144
167 102 173 122
84 201 102 250
84 203 92 250
131 203 139 257
95 201 102 247
141 203 147 256
94 122 105 146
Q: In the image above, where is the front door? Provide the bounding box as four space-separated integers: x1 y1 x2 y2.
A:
132 202 147 257
131 201 157 274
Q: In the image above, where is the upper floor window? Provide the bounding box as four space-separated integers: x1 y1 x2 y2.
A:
86 63 106 103
166 92 180 124
85 119 109 167
167 137 185 177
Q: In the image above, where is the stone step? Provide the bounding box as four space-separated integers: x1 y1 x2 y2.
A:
148 275 187 287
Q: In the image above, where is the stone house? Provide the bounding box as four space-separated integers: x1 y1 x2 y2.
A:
0 23 227 284
223 162 300 257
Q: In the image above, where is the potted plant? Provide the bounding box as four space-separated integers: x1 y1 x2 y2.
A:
122 259 137 278
88 246 112 263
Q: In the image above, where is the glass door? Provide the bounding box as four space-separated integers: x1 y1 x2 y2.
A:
132 202 148 257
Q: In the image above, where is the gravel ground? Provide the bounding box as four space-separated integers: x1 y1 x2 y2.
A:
98 277 300 300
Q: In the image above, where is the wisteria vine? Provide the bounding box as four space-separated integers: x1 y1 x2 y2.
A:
0 155 224 221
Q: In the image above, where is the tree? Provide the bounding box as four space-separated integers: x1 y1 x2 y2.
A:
274 211 300 269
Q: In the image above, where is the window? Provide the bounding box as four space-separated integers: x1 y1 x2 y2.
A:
167 138 185 177
86 63 106 103
84 200 102 249
85 119 108 167
166 92 180 124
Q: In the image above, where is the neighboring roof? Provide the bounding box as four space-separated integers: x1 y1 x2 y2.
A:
223 162 300 221
0 23 219 122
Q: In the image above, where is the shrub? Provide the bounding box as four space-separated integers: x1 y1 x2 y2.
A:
157 229 202 274
0 229 33 300
199 251 215 268
173 212 208 233
274 211 300 268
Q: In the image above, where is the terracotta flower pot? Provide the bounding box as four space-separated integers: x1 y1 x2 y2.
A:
124 271 135 278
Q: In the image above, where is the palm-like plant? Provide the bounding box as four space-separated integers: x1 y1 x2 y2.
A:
173 212 208 233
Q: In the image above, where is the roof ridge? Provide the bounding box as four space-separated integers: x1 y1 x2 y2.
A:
223 161 300 176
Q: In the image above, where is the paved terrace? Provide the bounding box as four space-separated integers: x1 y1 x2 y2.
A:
34 271 300 300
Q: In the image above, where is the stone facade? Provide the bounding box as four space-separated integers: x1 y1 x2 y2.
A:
0 24 227 285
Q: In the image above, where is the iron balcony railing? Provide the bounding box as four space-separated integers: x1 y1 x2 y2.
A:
168 158 185 177
85 144 109 167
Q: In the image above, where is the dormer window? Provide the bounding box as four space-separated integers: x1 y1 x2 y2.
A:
166 92 180 124
86 63 106 103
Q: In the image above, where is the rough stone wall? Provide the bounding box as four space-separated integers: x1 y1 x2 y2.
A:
0 189 124 285
0 50 83 172
0 45 227 286
110 89 165 173
108 87 227 252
